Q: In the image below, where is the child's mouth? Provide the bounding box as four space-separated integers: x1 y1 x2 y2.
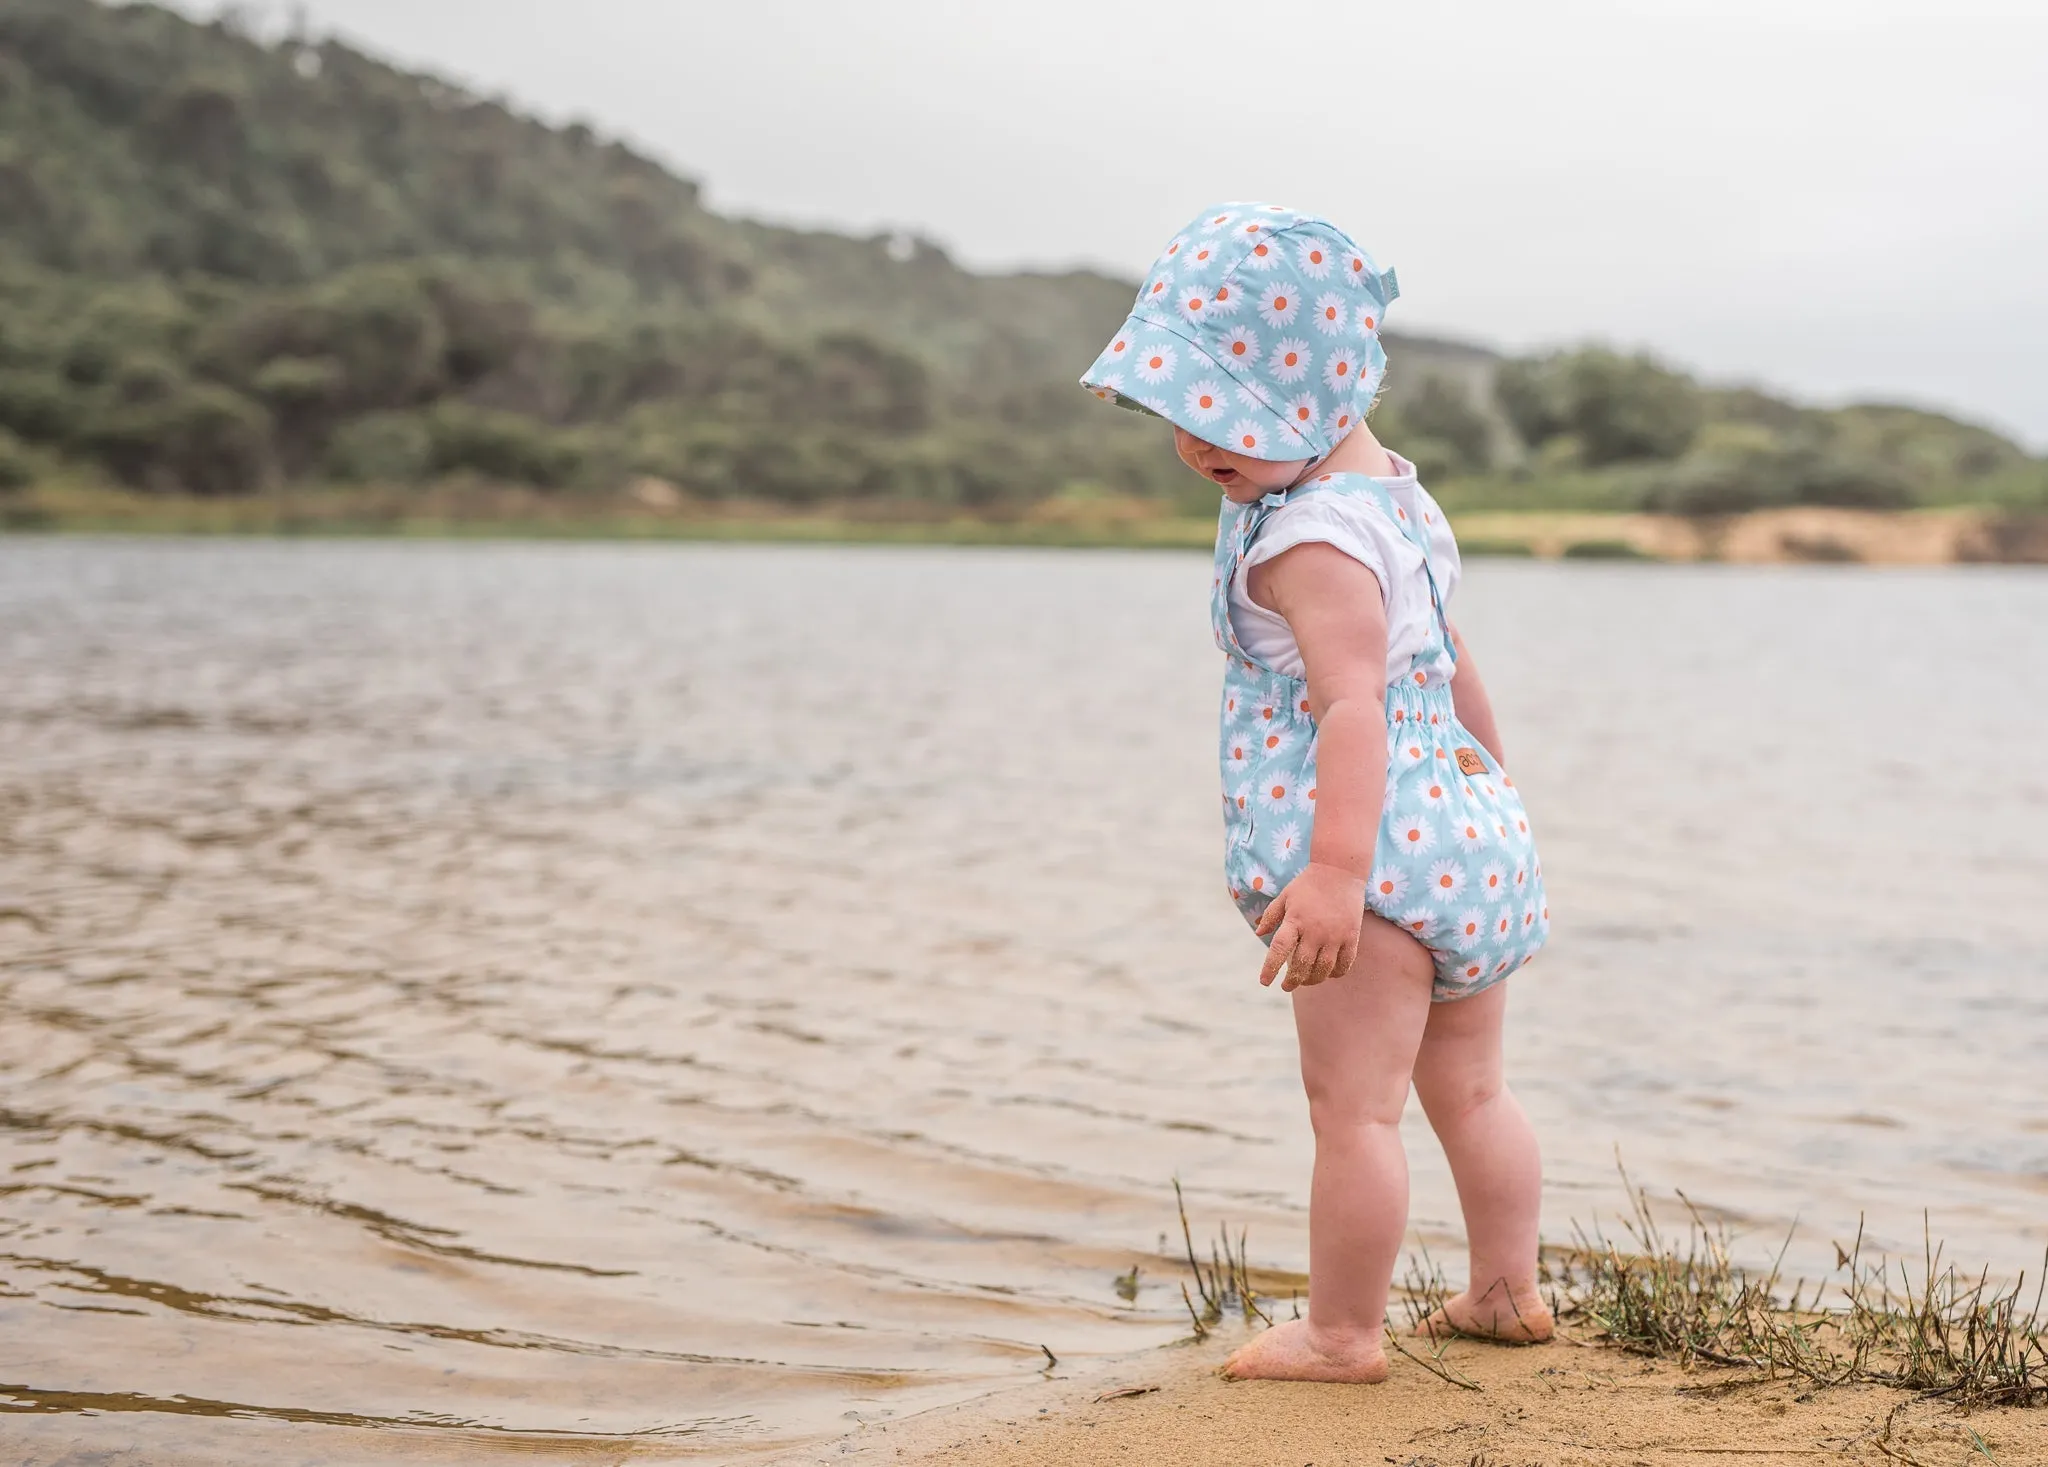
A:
1210 467 1239 485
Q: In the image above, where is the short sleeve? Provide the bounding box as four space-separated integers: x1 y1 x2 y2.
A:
1236 495 1404 612
1410 483 1462 604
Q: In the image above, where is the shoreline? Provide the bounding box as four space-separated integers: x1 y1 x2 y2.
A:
781 1325 2048 1466
3 485 2046 563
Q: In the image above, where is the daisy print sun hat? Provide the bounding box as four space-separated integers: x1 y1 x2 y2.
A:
1080 202 1400 461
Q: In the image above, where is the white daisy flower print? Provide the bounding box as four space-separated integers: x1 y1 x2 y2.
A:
1219 325 1261 368
1456 958 1488 984
1280 391 1321 433
1177 287 1213 324
1234 383 1267 411
1105 332 1134 364
1369 864 1410 906
1184 240 1221 271
1250 695 1280 725
1255 283 1300 328
1478 863 1510 902
1355 302 1381 335
1345 250 1372 287
1269 339 1312 383
1321 405 1358 440
1267 822 1303 864
1256 724 1292 760
1200 210 1237 233
1396 737 1428 767
1400 907 1437 940
1206 281 1243 316
1183 381 1227 423
1143 276 1172 305
1226 419 1268 456
1454 817 1490 854
1514 865 1529 892
1259 771 1293 811
1312 292 1348 336
1242 865 1275 898
1297 238 1335 279
1392 811 1435 858
1223 730 1254 774
1426 860 1467 903
1295 778 1318 812
1162 234 1189 261
1322 346 1362 391
1242 237 1282 270
1418 776 1451 807
1089 373 1123 402
1453 909 1488 947
1133 344 1177 384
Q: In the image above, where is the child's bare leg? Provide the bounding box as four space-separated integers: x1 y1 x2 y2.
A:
1225 918 1434 1383
1410 981 1552 1342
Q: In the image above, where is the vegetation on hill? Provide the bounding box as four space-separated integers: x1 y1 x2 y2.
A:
0 0 2040 526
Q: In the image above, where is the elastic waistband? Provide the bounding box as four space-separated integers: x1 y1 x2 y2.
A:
1384 675 1457 726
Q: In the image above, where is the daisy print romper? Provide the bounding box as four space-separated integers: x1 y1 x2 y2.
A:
1076 200 1548 998
1212 477 1549 998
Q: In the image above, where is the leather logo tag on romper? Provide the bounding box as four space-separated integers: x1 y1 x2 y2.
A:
1454 747 1488 775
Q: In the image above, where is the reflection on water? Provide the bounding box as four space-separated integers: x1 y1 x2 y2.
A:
1 540 2044 1463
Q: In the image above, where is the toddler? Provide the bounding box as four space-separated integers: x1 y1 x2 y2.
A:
1081 203 1552 1383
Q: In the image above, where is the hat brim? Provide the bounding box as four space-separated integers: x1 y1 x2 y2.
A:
1078 314 1321 462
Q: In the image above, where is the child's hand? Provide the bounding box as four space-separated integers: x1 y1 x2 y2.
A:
1255 863 1368 991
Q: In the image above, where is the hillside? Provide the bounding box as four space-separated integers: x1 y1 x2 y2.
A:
0 0 2040 521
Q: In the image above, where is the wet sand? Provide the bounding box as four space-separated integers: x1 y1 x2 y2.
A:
799 1327 2048 1467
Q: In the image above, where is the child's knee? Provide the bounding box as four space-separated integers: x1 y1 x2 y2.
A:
1414 1067 1505 1126
1303 1075 1409 1135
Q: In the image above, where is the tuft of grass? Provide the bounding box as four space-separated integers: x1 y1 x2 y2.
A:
1172 1179 1271 1341
1543 1170 2048 1412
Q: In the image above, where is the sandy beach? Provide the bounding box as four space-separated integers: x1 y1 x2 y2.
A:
794 1327 2048 1467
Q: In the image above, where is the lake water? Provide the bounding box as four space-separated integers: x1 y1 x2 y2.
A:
1 540 2044 1464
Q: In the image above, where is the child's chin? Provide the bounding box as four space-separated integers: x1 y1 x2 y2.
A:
1221 482 1268 505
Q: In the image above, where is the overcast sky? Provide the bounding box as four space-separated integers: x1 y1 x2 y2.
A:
178 0 2048 444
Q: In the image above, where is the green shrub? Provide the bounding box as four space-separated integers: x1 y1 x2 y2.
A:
323 410 432 483
1399 374 1493 471
0 426 34 491
425 403 581 487
0 367 83 442
251 354 346 408
76 382 273 495
1497 349 1702 466
1638 438 1915 516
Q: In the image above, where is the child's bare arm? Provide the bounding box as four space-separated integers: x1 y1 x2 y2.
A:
1447 623 1505 766
1244 544 1389 992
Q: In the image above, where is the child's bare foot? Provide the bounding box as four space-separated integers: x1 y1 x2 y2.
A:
1415 1282 1554 1344
1223 1319 1389 1383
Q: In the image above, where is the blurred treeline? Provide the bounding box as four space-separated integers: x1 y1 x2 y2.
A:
0 0 2040 518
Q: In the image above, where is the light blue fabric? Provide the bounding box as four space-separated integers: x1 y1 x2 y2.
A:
1208 472 1549 999
1079 202 1400 460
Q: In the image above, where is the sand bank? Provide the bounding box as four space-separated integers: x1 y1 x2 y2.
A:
8 481 2048 562
786 1328 2048 1466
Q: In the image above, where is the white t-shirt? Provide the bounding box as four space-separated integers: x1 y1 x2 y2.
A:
1229 452 1461 688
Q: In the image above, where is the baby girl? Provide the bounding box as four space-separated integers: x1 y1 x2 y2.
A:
1081 203 1552 1382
